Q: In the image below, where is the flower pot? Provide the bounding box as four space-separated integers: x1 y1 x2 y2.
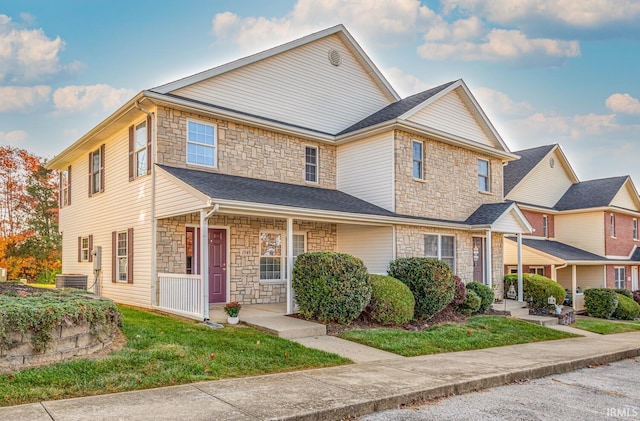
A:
227 316 239 325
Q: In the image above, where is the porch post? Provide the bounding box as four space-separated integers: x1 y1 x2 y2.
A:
517 232 523 302
485 230 492 289
551 264 556 281
200 210 209 320
571 264 577 311
286 217 294 315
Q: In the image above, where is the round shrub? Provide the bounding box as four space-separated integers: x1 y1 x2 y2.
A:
615 288 633 299
388 257 454 320
292 252 371 324
584 288 618 319
366 274 415 325
613 293 640 320
465 281 494 313
452 275 466 305
503 274 565 309
458 290 481 315
634 290 640 306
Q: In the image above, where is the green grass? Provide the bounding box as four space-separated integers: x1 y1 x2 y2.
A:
28 283 56 289
0 306 349 407
574 319 640 335
339 316 578 357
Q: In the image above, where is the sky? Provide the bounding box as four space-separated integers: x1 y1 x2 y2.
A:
1 0 639 185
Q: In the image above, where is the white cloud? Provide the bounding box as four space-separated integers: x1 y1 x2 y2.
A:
0 85 50 112
442 0 640 28
383 67 436 97
53 84 135 113
473 87 534 117
212 0 438 52
505 112 619 144
605 93 640 115
0 129 28 145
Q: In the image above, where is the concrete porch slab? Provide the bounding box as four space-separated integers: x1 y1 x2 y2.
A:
518 315 559 327
242 315 326 339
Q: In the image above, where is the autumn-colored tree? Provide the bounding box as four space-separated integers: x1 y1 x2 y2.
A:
0 146 60 282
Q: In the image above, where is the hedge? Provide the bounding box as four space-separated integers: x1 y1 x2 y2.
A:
366 274 415 325
613 293 640 320
584 288 618 319
504 274 566 309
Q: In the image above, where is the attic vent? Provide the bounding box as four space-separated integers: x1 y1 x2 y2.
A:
328 49 342 66
549 157 555 168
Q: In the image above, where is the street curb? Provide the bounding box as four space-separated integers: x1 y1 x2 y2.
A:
281 347 640 421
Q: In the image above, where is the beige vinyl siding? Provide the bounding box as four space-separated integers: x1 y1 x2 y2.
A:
59 129 153 308
155 170 206 219
555 212 605 256
407 88 496 147
611 182 640 210
336 224 393 274
506 149 574 207
336 132 394 211
502 239 563 266
172 35 391 135
492 210 525 233
557 265 605 289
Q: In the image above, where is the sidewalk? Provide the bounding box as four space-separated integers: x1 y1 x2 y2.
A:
2 331 640 421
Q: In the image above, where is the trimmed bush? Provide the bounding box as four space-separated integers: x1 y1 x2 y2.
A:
634 290 640 306
388 257 454 320
292 252 371 324
452 275 466 305
615 288 633 299
584 288 619 319
366 275 415 325
503 274 565 309
613 293 640 320
457 290 481 315
465 281 494 313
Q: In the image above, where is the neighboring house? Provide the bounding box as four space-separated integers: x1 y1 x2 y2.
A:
47 25 531 320
503 144 640 309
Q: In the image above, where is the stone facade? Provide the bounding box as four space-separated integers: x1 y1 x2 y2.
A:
156 107 336 189
156 213 336 305
394 130 503 221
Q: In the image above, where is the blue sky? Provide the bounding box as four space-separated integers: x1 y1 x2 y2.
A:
1 0 639 185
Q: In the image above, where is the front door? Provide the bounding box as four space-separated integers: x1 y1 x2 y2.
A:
208 229 226 303
472 237 485 284
633 266 638 292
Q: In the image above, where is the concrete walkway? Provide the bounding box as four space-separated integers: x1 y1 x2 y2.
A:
3 331 640 421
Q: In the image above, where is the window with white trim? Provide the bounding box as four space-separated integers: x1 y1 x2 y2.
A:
610 214 616 237
305 146 318 183
542 215 548 238
134 120 147 177
529 267 544 276
615 266 626 289
424 234 455 270
186 120 216 167
634 219 638 240
89 147 103 195
260 232 282 280
478 159 490 192
117 231 128 282
60 169 70 207
412 141 423 179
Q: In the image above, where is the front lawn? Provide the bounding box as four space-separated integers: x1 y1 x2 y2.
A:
0 306 349 407
338 316 578 357
574 319 640 335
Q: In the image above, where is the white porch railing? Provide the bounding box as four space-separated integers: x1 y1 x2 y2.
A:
157 273 204 320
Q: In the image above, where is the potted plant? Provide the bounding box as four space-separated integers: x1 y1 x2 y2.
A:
224 301 241 324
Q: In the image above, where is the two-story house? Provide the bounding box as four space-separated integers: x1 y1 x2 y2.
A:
503 144 640 309
48 25 531 320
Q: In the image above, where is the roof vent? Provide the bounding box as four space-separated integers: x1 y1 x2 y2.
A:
549 157 555 168
328 49 342 66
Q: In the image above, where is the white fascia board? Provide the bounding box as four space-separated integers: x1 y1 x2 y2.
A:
515 203 559 214
552 144 580 184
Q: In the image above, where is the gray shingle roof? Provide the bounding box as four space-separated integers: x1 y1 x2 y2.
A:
465 202 514 225
159 165 398 217
504 144 555 195
554 176 628 211
337 80 457 135
631 247 640 262
506 237 605 261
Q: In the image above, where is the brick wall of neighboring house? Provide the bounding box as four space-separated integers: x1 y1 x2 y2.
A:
604 212 639 257
605 264 634 290
156 213 336 305
395 226 504 297
394 131 503 221
156 106 337 189
521 210 554 238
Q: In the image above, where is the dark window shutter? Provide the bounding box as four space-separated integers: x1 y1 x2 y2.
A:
88 152 93 197
127 227 134 284
67 165 72 206
88 235 94 262
111 231 116 283
78 236 82 262
59 171 64 208
128 125 134 181
100 144 105 192
146 115 152 174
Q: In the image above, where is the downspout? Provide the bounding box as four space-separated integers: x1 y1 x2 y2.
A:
135 101 157 306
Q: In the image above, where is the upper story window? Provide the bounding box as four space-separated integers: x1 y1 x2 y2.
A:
424 234 455 271
60 166 71 207
478 159 490 192
305 146 318 183
187 120 216 167
634 219 638 240
610 214 616 238
412 141 423 179
88 145 105 196
542 215 548 238
135 121 147 177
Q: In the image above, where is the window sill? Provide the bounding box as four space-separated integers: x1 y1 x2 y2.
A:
304 180 319 185
413 178 427 183
478 190 493 195
186 163 218 171
259 279 286 285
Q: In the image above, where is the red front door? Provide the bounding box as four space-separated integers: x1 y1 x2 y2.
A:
208 229 226 303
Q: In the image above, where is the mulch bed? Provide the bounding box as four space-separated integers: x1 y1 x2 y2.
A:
0 282 49 296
